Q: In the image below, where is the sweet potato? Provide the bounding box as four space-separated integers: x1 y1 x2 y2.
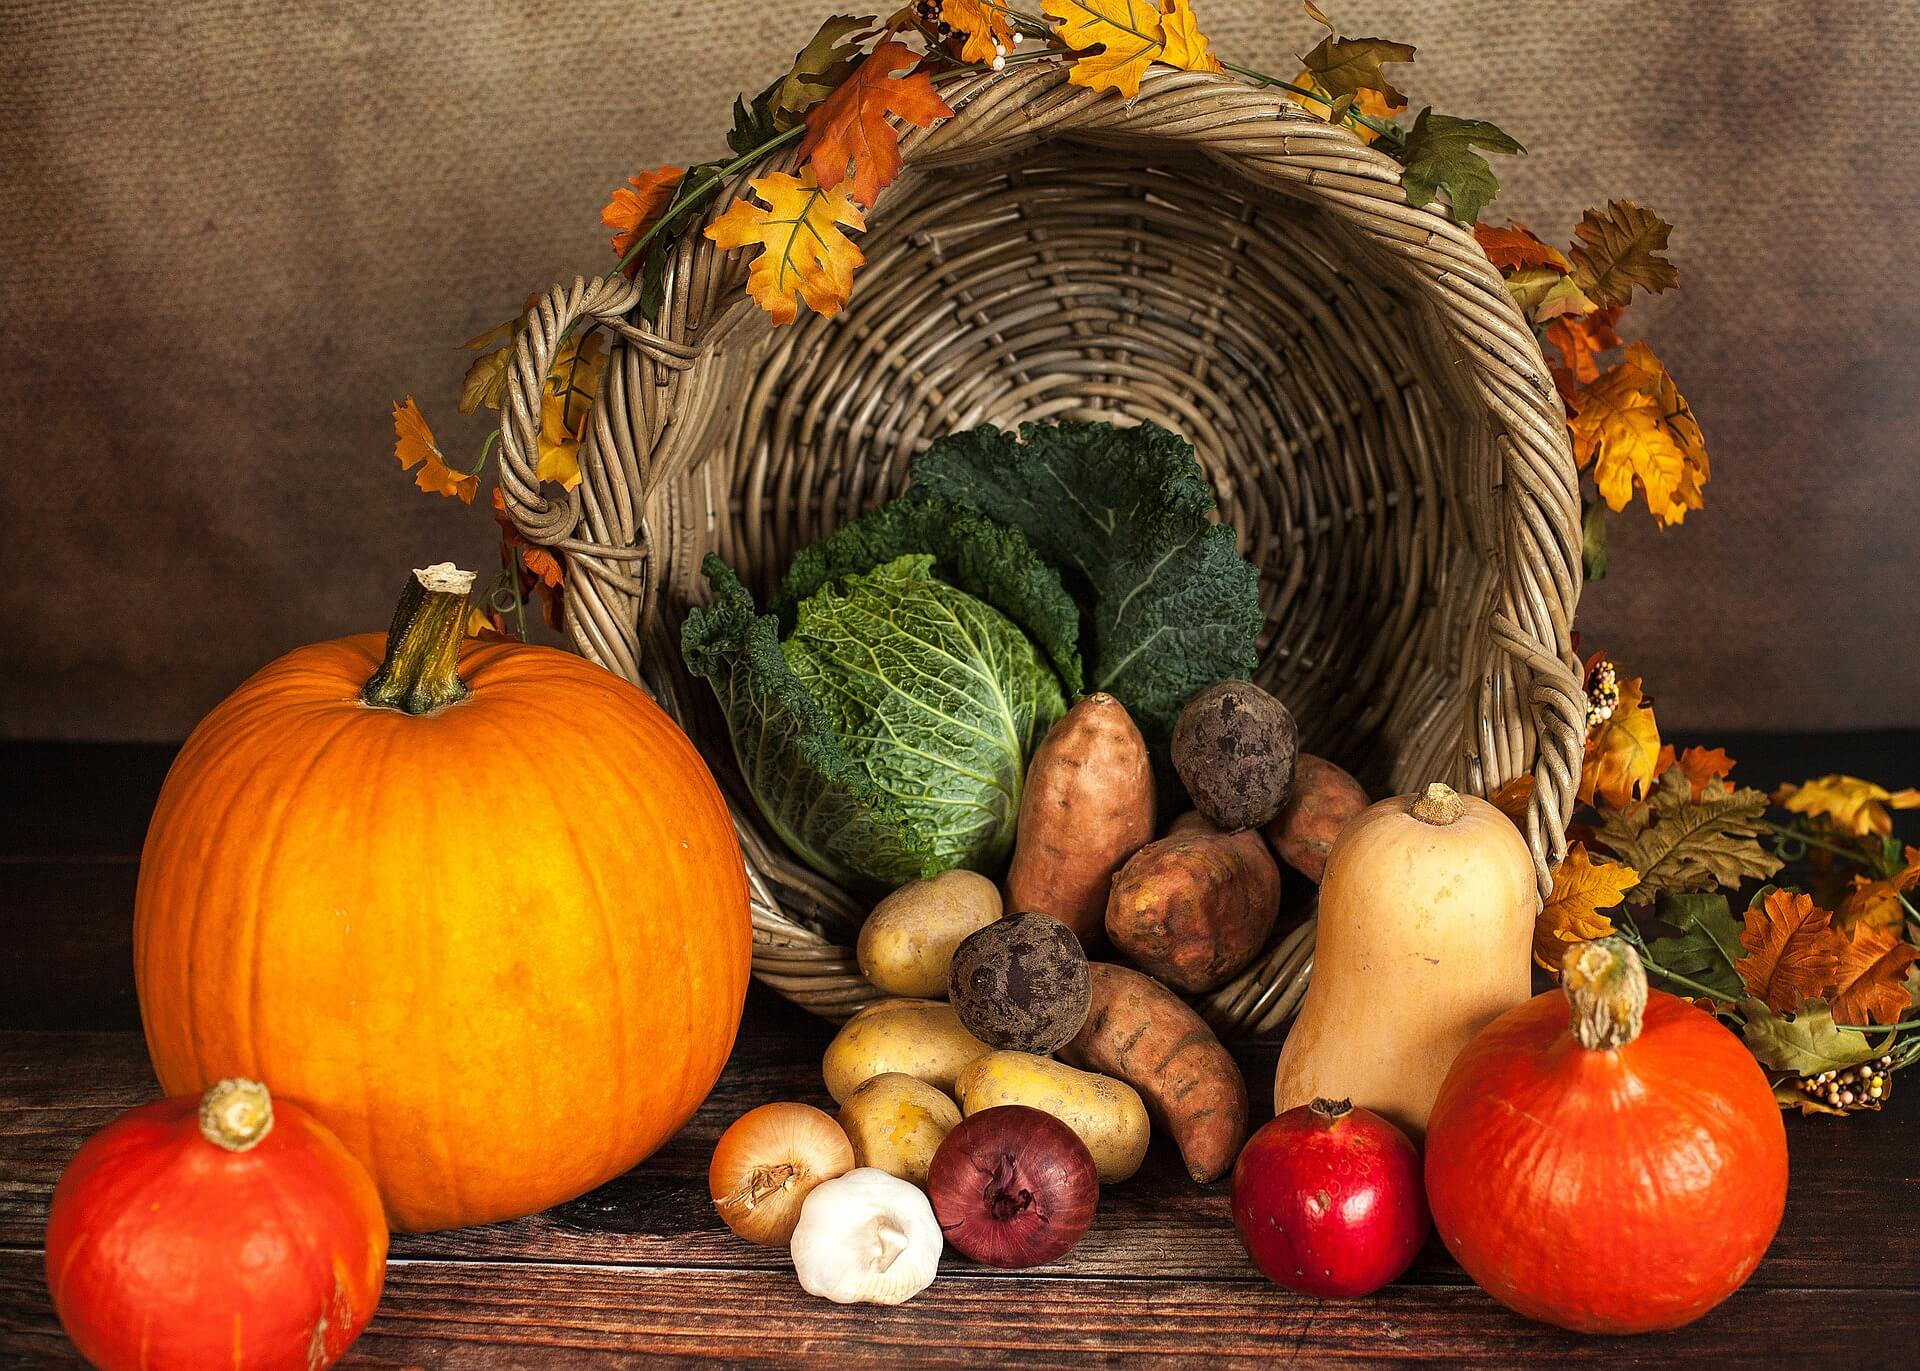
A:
1261 754 1369 882
1104 815 1281 993
1005 692 1154 944
1061 963 1248 1183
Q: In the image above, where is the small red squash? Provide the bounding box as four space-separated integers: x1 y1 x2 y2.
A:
134 565 752 1231
1425 938 1787 1334
45 1079 387 1371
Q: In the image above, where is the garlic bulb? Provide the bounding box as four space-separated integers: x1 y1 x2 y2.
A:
788 1167 942 1305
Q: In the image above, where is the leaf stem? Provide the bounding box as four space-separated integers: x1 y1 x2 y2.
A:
1613 919 1733 1005
1763 819 1881 867
1218 60 1406 147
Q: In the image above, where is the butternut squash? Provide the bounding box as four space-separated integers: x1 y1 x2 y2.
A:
1273 783 1537 1138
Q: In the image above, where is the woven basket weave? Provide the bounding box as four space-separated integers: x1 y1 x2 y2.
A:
494 60 1585 1037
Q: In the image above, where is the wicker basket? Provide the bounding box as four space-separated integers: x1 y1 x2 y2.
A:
494 60 1585 1037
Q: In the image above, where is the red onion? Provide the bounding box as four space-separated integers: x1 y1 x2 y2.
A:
927 1105 1098 1268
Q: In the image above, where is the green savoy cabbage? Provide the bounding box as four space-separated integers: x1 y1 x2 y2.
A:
682 553 1066 891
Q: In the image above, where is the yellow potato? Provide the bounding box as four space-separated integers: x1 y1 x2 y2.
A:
823 999 994 1104
857 870 1003 998
837 1072 963 1187
953 1050 1151 1183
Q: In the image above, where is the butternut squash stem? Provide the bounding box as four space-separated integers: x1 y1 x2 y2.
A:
199 1078 274 1152
362 564 476 715
1561 937 1647 1050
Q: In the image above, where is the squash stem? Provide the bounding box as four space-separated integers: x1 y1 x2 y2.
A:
1562 937 1647 1050
199 1078 274 1152
1410 782 1465 825
362 564 476 715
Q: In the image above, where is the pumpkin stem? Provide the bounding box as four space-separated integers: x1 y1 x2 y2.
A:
199 1078 275 1152
361 564 476 715
1410 782 1465 825
1562 937 1648 1050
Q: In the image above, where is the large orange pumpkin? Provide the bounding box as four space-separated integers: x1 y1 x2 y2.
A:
135 565 752 1231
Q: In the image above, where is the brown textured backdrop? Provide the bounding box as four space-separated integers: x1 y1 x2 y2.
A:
2 0 1915 739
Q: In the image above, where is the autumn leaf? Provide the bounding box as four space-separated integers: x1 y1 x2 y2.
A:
1544 307 1623 402
1735 887 1844 1015
1298 29 1414 111
491 486 566 630
602 165 685 276
1838 846 1920 933
1489 774 1534 823
1042 0 1221 100
1595 768 1783 904
1579 672 1660 811
799 40 952 208
1396 108 1524 226
1775 774 1920 838
390 397 477 503
1286 72 1396 142
1653 744 1736 802
705 169 867 324
1569 200 1678 309
1569 340 1710 527
1645 891 1745 1001
1828 922 1920 1026
1501 267 1598 324
459 345 513 416
1741 998 1881 1075
1475 221 1569 274
731 14 876 153
941 0 1016 65
1535 844 1637 971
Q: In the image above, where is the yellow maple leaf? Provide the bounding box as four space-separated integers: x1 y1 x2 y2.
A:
1578 672 1660 811
1535 843 1638 971
1568 340 1710 527
459 346 513 416
704 170 867 324
530 331 606 489
1043 0 1220 100
941 0 1017 65
601 165 685 276
1775 774 1920 838
1569 200 1678 309
1735 888 1844 1014
1838 846 1920 933
390 397 477 503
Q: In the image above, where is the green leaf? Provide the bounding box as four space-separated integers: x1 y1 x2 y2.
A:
1644 892 1742 999
681 557 939 897
775 490 1084 696
1594 769 1784 904
1740 998 1882 1075
1581 496 1608 582
730 14 874 154
910 421 1264 753
1396 108 1524 226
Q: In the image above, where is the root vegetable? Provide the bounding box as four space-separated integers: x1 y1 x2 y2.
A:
928 1105 1099 1268
822 999 993 1103
954 1051 1150 1183
1061 963 1248 1183
709 1102 856 1246
948 913 1091 1054
857 870 1003 998
1004 693 1155 944
1171 681 1298 831
1104 818 1281 993
789 1168 942 1305
1262 755 1369 882
837 1073 962 1187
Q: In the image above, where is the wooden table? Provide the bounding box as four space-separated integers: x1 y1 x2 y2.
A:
3 739 1916 1368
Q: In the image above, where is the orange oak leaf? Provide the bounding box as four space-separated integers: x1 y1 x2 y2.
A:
704 170 867 324
1490 774 1534 824
1043 0 1222 100
491 486 565 630
1569 340 1710 527
601 166 685 276
1735 888 1845 1015
798 41 951 209
1829 922 1920 1025
1775 774 1920 838
1535 843 1638 971
1475 220 1569 274
1579 672 1660 811
1838 847 1920 933
1544 306 1623 404
1569 200 1678 309
942 0 1016 64
1653 744 1736 802
390 397 477 503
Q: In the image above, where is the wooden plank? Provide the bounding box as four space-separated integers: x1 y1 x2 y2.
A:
4 1029 1915 1293
2 1248 1912 1369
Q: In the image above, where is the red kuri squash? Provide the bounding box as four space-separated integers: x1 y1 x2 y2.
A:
1425 937 1788 1334
46 1079 387 1370
134 565 752 1231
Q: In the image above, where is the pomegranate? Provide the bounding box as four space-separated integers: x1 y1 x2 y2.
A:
927 1105 1098 1267
1230 1097 1429 1297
